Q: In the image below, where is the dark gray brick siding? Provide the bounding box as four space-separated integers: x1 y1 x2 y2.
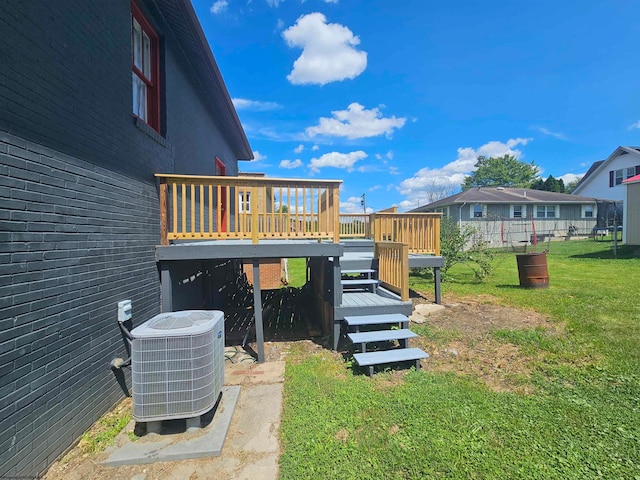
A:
0 1 244 477
0 133 162 477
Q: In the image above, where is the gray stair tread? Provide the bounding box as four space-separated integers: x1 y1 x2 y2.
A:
344 313 408 326
341 279 379 285
354 348 429 366
341 269 376 274
348 329 417 344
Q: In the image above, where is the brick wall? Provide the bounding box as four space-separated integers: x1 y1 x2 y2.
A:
243 259 285 290
0 131 162 477
0 2 246 476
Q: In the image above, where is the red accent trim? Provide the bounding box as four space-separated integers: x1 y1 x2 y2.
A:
215 158 227 232
132 1 160 132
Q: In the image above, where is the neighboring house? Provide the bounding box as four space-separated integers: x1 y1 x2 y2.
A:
573 146 640 202
411 187 599 248
0 1 251 478
623 174 640 245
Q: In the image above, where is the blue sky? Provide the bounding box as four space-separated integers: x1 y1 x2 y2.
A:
193 0 640 212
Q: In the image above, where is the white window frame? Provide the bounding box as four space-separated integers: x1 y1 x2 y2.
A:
510 205 527 219
582 204 595 219
534 204 560 219
435 206 450 217
470 204 487 218
239 192 251 213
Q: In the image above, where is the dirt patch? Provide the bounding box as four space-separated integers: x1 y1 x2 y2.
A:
410 293 563 394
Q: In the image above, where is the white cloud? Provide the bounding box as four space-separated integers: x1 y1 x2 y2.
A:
252 151 267 161
628 120 640 130
283 13 367 85
533 126 567 140
557 173 584 184
324 0 339 3
386 150 393 160
309 150 367 173
369 185 382 192
276 19 285 31
312 145 319 151
232 98 282 111
306 103 406 140
340 196 372 214
279 159 303 169
389 166 400 175
266 0 283 6
210 0 228 14
399 138 532 209
294 144 305 154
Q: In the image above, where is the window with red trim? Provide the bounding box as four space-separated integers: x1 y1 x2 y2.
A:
132 2 160 132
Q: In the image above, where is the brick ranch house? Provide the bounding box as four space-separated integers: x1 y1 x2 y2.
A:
0 1 252 476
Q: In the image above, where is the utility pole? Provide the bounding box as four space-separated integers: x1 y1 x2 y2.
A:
361 193 366 214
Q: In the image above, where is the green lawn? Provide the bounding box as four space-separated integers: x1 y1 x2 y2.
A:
279 240 640 479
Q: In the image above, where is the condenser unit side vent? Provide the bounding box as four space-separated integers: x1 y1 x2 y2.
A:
131 310 225 422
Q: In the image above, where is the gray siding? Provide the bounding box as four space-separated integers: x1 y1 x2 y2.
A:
0 1 244 477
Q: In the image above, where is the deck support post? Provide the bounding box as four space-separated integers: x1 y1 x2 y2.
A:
160 262 172 312
332 256 342 351
253 259 265 363
434 266 442 305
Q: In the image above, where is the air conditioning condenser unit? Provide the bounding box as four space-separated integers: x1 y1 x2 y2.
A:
130 310 225 424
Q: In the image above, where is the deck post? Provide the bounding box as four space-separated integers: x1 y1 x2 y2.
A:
160 262 172 312
434 265 442 305
251 186 259 244
332 256 342 350
332 186 340 243
159 180 169 245
253 259 265 363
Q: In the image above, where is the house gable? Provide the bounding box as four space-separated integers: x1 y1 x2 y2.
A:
572 146 640 201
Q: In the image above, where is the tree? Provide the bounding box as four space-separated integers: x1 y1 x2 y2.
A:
415 217 493 281
530 174 566 193
565 177 582 194
461 155 539 190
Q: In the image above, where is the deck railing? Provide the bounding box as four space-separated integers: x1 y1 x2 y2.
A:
372 212 442 255
375 241 409 301
339 214 370 238
156 174 342 245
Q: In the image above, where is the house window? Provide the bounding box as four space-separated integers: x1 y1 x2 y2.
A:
434 207 449 217
627 167 636 179
510 205 526 218
239 192 251 213
535 205 558 218
582 204 594 218
132 3 160 132
471 204 486 218
612 167 639 186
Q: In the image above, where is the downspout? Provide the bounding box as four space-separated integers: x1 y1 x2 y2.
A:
459 203 467 230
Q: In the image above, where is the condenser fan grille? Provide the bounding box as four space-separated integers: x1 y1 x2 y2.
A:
131 311 224 422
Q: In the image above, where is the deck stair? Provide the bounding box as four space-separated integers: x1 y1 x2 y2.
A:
335 240 430 375
344 313 428 376
341 268 378 293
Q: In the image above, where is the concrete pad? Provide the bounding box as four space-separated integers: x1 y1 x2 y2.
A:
225 360 285 386
226 383 282 453
102 386 241 467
